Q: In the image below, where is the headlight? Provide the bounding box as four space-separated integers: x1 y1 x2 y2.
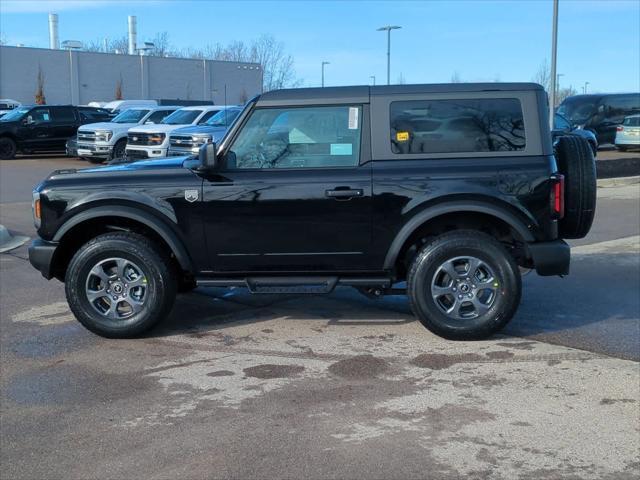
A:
32 190 41 228
192 135 212 146
95 130 113 142
148 133 166 145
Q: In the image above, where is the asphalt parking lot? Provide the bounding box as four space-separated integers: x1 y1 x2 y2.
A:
1 155 639 479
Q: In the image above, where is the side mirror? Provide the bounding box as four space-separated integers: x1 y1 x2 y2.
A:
198 142 218 170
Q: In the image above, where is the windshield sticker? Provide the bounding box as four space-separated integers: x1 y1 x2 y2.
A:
396 131 409 142
330 143 353 155
348 107 358 129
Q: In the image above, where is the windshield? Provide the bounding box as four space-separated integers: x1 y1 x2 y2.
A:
112 109 150 124
557 98 598 125
161 109 203 125
0 106 30 122
204 108 241 127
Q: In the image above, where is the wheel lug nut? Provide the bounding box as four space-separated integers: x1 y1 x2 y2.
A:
452 287 457 292
458 294 463 299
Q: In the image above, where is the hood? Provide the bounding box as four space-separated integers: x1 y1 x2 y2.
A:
129 124 187 134
80 156 192 173
170 124 229 140
77 121 120 131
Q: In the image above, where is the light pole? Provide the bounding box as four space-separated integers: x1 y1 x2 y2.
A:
549 0 559 128
62 40 83 104
321 61 330 87
137 41 155 99
377 25 401 85
583 81 589 94
370 75 376 86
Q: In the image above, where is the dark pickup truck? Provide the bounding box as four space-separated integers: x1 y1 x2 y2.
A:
29 83 596 340
0 104 112 159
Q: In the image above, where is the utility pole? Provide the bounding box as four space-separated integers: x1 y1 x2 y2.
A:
321 61 330 87
549 0 559 128
370 75 376 86
377 25 401 85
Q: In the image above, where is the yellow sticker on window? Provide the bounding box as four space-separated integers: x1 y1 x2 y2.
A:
396 131 409 142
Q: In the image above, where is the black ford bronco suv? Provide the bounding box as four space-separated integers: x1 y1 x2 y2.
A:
29 83 596 340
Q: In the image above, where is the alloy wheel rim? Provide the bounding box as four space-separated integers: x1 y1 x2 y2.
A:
430 256 499 320
85 257 148 320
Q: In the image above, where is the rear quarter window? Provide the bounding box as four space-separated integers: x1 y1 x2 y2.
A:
390 98 526 154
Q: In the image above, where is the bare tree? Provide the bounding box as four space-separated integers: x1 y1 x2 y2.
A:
148 32 172 57
35 66 46 105
115 75 123 100
450 71 462 83
533 60 552 92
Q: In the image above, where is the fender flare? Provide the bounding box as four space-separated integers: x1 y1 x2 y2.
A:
53 205 193 271
383 200 535 270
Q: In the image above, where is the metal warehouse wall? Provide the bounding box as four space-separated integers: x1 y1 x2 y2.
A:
0 46 263 105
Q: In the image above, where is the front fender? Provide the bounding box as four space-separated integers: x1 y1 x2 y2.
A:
52 205 193 271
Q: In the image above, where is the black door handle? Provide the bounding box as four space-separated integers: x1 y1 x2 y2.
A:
325 188 364 199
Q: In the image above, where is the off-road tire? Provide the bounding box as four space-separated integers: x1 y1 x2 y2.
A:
555 135 597 239
65 232 176 338
407 230 521 340
0 137 17 160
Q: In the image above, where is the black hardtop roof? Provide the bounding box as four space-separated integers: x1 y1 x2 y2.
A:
259 82 544 104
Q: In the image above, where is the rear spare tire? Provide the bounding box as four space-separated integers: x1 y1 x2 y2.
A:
555 135 596 239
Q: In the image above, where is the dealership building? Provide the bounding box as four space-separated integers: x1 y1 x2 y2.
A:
0 45 263 106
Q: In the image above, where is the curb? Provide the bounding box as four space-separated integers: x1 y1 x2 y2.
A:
597 175 640 188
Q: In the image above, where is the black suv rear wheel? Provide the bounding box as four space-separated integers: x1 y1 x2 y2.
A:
65 232 176 338
407 230 521 340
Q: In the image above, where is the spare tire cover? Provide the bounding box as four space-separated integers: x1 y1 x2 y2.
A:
554 135 597 239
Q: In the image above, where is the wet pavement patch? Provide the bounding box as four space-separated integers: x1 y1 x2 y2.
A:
485 350 515 360
243 364 305 379
206 370 235 377
6 364 156 406
328 355 389 379
411 353 484 370
9 322 93 359
496 341 537 350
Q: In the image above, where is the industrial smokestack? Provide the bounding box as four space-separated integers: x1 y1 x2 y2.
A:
48 13 59 50
128 15 137 55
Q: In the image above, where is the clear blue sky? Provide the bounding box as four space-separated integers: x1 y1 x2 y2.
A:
1 0 638 93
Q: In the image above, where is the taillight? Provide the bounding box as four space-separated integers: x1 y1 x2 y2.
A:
617 126 624 131
550 175 565 219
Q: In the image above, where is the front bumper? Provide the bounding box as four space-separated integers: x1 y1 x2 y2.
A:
168 147 199 156
125 147 168 160
76 142 113 159
28 238 58 280
528 240 570 276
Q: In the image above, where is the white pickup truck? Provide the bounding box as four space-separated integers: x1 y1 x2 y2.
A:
125 105 222 160
76 106 179 163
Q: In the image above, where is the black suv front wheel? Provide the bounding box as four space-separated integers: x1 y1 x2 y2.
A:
65 232 177 338
407 230 521 340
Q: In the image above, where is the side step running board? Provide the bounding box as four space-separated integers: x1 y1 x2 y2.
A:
196 276 392 295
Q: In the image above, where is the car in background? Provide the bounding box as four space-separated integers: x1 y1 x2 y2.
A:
167 106 242 156
557 93 640 145
125 105 222 160
75 106 180 163
552 113 598 156
0 105 112 159
0 99 21 118
102 100 158 116
615 114 640 151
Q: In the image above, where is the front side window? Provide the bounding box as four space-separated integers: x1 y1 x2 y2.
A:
29 108 52 124
197 110 220 124
228 105 362 169
390 98 525 154
205 108 242 127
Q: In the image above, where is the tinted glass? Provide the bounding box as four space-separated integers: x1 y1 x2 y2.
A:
112 109 150 123
197 110 220 124
229 105 362 169
162 109 203 125
145 110 173 124
390 98 525 154
557 97 598 125
623 116 640 127
205 108 241 127
51 106 76 122
0 106 29 121
554 114 571 130
30 108 52 123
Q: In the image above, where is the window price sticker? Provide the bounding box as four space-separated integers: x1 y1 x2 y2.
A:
348 107 359 129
